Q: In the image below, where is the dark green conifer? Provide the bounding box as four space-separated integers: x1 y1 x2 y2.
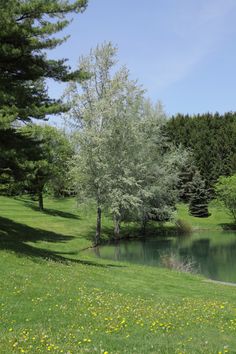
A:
0 0 87 127
188 171 210 218
0 0 87 192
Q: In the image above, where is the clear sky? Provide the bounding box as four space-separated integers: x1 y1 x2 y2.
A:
48 0 236 117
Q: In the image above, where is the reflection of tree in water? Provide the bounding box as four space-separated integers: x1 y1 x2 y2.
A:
114 242 121 260
191 239 210 257
178 238 236 282
120 241 145 262
94 232 236 282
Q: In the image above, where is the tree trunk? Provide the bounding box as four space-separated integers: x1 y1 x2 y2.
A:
114 215 120 239
38 190 44 211
141 216 148 236
95 207 101 245
142 221 147 236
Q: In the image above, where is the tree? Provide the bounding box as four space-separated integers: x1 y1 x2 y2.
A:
66 43 188 242
176 156 199 202
188 171 210 218
164 112 236 194
0 0 87 192
0 0 87 127
215 175 236 222
66 42 145 243
0 128 34 195
133 101 188 231
21 124 73 210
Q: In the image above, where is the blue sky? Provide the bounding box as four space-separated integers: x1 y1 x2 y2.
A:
48 0 236 117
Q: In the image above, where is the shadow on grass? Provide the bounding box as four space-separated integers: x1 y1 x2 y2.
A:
220 222 236 231
22 200 80 220
0 216 123 267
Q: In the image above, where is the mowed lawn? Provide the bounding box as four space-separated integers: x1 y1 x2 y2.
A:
0 196 236 354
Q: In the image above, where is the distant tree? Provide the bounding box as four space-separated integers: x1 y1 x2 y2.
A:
177 156 200 202
164 112 236 194
215 175 236 222
188 171 210 218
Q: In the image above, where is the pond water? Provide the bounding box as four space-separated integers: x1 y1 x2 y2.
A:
90 231 236 283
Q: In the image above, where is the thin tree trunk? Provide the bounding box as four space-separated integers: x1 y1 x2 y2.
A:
95 207 101 245
141 216 148 236
38 190 44 211
114 215 120 239
142 221 146 236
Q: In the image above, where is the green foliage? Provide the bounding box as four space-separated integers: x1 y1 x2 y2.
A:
20 124 73 209
0 0 87 194
188 171 210 218
175 219 192 234
66 42 146 241
0 0 87 127
0 128 39 195
66 43 187 241
215 174 236 222
135 101 188 228
165 112 236 193
177 156 199 202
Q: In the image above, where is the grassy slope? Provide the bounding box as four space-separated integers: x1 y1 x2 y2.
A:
0 196 236 354
177 200 233 230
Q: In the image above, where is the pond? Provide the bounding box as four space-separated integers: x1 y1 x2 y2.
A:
90 231 236 283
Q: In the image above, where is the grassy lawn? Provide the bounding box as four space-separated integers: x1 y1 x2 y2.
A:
0 196 236 353
177 200 233 231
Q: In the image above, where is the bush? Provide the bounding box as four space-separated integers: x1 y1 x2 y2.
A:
215 175 236 222
160 253 197 273
175 219 192 234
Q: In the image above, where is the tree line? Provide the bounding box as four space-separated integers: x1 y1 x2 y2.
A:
165 112 236 192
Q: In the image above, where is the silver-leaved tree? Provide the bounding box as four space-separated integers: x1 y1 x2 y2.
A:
65 42 187 244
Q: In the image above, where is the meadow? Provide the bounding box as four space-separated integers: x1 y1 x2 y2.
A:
1 196 236 354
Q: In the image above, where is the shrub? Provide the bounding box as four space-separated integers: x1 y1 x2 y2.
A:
175 219 192 234
160 253 197 273
215 175 236 222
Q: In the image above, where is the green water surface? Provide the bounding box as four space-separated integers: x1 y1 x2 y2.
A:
91 231 236 283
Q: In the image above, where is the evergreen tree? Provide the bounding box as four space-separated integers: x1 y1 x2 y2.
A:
164 112 236 194
188 171 210 218
0 0 87 127
0 0 87 191
177 156 199 202
0 128 36 195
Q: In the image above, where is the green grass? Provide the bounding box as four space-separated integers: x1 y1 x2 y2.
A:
0 196 236 353
177 200 234 231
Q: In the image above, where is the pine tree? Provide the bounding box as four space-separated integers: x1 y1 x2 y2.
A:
188 171 210 218
177 157 198 202
165 112 236 195
0 0 87 192
0 0 87 127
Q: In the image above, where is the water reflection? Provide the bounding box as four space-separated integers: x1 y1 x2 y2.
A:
90 231 236 283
